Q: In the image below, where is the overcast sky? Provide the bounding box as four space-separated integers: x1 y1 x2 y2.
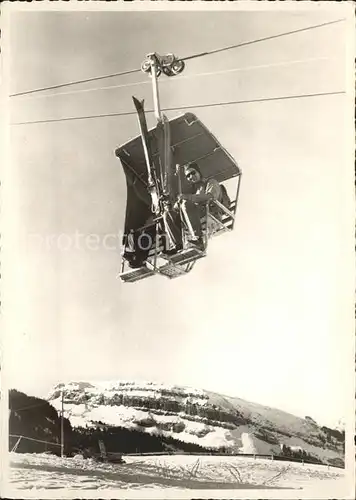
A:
3 4 354 428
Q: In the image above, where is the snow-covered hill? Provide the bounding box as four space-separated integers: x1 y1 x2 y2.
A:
9 452 346 493
48 381 344 466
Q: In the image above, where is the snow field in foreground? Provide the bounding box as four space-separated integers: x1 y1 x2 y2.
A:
8 452 345 492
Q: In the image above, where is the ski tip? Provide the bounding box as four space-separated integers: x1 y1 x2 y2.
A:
132 96 144 107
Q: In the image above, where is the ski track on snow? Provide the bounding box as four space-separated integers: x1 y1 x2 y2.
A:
8 452 345 491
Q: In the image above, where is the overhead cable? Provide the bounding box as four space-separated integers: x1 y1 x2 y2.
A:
13 56 332 101
9 67 142 98
9 18 343 99
11 90 345 126
182 18 344 62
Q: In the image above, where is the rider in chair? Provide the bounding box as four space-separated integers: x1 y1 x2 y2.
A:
177 162 230 252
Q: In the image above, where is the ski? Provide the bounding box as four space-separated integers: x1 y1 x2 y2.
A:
156 113 173 200
132 96 160 215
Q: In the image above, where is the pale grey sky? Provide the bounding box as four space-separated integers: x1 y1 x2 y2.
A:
3 5 354 428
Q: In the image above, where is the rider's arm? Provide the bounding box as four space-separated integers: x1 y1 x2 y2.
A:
183 179 221 203
184 192 212 203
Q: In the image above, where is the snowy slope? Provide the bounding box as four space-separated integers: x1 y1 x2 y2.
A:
9 452 346 493
47 381 344 465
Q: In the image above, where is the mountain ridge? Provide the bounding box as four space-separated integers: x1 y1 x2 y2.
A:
47 380 344 466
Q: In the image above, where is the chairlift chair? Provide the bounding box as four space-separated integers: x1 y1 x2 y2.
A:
116 112 241 282
115 53 242 283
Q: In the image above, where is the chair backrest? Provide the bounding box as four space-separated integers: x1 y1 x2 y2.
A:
115 112 240 187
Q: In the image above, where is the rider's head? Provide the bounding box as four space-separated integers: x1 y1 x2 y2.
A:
185 163 202 184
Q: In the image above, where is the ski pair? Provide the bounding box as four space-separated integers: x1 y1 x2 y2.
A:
132 96 180 252
132 96 173 213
